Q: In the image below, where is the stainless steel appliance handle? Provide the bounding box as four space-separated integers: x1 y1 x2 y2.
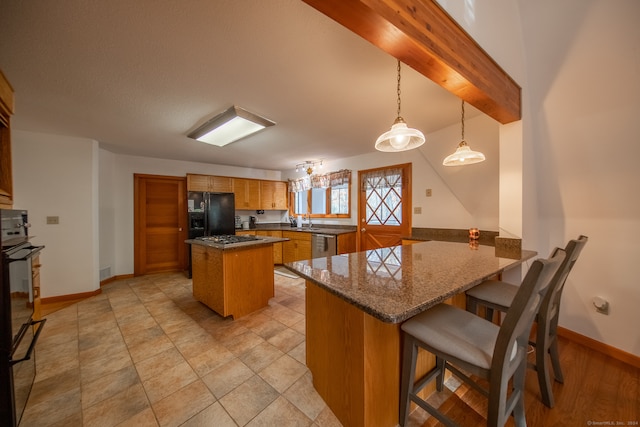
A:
312 234 335 239
10 319 46 366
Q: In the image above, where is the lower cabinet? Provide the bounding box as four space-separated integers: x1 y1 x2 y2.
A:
337 232 357 254
282 231 311 263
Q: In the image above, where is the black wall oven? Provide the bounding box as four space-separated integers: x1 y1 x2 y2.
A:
0 209 45 426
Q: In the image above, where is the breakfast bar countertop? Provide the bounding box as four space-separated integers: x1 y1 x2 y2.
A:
285 240 537 324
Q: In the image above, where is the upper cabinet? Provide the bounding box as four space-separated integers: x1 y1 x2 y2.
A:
187 173 288 211
186 174 233 193
260 180 288 210
233 178 261 210
0 70 14 209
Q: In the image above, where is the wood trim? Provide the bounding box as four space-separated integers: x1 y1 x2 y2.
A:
301 0 521 124
41 288 102 304
100 274 134 287
557 326 640 369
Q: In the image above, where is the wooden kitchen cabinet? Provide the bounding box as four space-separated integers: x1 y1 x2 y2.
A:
260 180 288 210
0 70 14 209
256 230 283 264
337 232 357 254
186 174 233 193
233 178 261 210
282 231 312 263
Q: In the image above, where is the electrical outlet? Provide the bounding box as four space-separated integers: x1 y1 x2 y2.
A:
426 189 432 197
46 216 59 224
414 207 422 214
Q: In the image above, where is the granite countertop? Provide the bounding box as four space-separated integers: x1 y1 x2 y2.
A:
284 240 537 324
185 236 288 250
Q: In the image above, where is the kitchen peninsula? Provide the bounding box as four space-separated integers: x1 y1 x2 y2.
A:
285 240 536 427
186 235 288 319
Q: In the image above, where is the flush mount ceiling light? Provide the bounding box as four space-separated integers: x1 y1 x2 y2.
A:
187 105 275 147
443 100 486 166
375 60 425 152
295 160 323 175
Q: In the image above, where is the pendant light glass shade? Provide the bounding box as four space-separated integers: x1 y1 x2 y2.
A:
443 100 485 166
375 61 425 152
375 117 425 152
442 141 486 166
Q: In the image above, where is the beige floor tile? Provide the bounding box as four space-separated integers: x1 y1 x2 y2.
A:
288 341 306 365
81 364 140 409
259 354 308 393
219 375 280 426
127 332 175 363
152 380 216 427
142 360 199 403
134 346 185 381
115 407 159 426
246 396 312 426
239 340 285 373
291 317 306 335
83 382 151 427
21 385 82 427
24 273 340 426
179 401 236 427
267 327 305 353
201 357 254 399
80 348 133 384
184 342 235 377
283 372 327 421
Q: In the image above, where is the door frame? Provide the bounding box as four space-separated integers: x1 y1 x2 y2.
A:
357 163 412 251
134 174 188 276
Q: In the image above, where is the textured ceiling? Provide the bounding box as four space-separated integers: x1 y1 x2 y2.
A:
0 0 482 172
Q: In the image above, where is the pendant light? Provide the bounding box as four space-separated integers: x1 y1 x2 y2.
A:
443 100 486 166
375 60 425 152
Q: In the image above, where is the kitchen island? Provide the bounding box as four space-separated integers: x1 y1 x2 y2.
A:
187 235 288 319
285 240 536 427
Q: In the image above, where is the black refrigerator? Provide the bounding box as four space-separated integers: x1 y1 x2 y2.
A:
187 192 236 238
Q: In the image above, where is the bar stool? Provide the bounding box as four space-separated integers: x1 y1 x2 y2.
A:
466 235 587 408
399 249 566 427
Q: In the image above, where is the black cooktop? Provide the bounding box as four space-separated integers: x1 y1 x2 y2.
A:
197 234 260 245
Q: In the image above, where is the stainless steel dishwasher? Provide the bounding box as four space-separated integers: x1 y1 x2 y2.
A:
311 233 337 258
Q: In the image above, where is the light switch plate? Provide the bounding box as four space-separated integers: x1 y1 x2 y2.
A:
46 216 59 224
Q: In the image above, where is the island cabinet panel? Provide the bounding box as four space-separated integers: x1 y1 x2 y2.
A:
256 230 283 264
233 178 261 210
186 174 233 193
282 231 311 263
306 281 400 427
259 180 288 210
191 243 274 319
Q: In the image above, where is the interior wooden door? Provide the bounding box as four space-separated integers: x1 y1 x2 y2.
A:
358 163 412 251
134 174 187 275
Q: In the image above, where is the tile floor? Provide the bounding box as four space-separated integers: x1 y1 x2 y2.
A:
20 271 345 426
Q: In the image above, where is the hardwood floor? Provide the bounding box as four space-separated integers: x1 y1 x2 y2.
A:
408 339 639 426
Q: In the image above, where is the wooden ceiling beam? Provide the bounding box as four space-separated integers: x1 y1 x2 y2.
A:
302 0 521 124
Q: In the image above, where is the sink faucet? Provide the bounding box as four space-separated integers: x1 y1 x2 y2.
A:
305 213 313 229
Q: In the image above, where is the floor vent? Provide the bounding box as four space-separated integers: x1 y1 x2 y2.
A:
99 267 112 281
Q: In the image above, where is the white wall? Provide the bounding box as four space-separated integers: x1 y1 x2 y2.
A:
12 130 99 298
100 151 287 276
441 0 640 356
282 114 500 230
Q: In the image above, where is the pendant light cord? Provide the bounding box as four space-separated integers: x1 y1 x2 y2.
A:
396 60 402 119
461 100 465 140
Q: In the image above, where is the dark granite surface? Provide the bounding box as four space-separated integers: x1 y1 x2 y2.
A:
408 227 500 246
285 240 536 324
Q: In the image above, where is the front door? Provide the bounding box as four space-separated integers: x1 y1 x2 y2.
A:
358 163 412 251
134 174 187 275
